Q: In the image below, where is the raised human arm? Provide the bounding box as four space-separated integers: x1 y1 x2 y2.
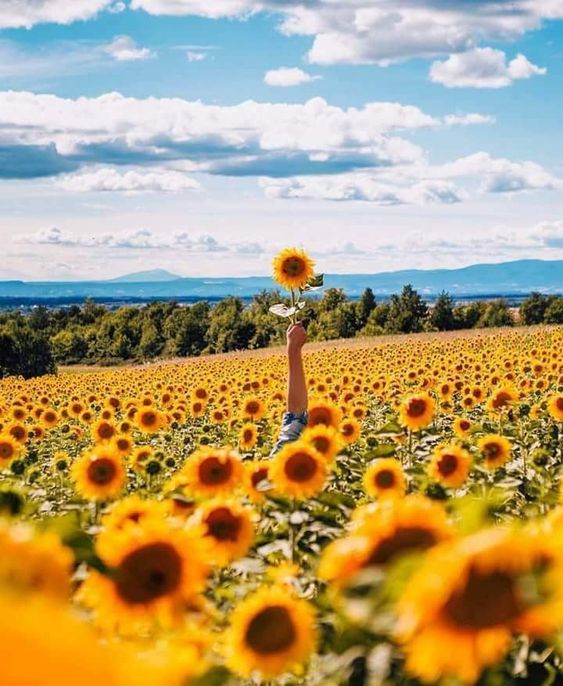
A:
286 322 307 415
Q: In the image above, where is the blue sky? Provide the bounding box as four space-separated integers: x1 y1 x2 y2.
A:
2 0 563 280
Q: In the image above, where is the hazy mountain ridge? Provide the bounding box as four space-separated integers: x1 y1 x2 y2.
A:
0 259 561 301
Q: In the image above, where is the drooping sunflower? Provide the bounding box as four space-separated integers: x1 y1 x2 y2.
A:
398 392 435 431
477 434 512 470
224 585 317 679
0 433 21 466
364 458 406 499
243 460 272 502
301 424 343 463
239 422 258 451
272 247 316 291
71 446 126 501
396 526 563 685
80 518 210 635
193 498 255 565
269 440 328 499
547 393 563 422
181 446 243 497
428 444 472 488
319 495 454 587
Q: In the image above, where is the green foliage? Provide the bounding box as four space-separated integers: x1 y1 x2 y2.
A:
429 291 456 331
478 299 515 328
0 319 56 378
386 284 428 334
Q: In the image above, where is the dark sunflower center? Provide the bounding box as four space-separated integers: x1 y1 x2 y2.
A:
310 409 330 426
11 427 25 441
243 429 254 442
313 437 330 453
199 457 233 485
98 423 114 439
116 542 182 604
342 423 355 437
443 569 521 629
283 257 305 277
374 469 395 488
493 392 512 409
0 442 14 459
205 507 242 542
284 453 317 482
556 398 563 411
407 399 427 418
245 606 296 654
437 454 458 476
142 412 157 426
87 457 117 485
251 467 268 488
367 527 437 566
484 442 500 458
460 421 470 431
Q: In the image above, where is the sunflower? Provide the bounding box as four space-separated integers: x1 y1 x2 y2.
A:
307 400 342 429
396 526 563 684
99 495 165 539
270 440 328 499
243 460 272 502
0 519 73 599
477 434 512 470
80 518 210 635
181 447 243 497
6 422 27 444
547 393 563 422
71 446 126 501
242 397 266 422
428 444 471 488
301 424 343 463
0 594 159 686
339 417 361 445
240 422 258 451
272 247 316 291
364 458 406 499
225 585 317 678
453 416 472 438
91 418 117 443
320 495 453 587
40 408 59 428
130 445 154 473
113 434 133 456
193 498 255 565
398 392 435 431
486 386 518 414
135 407 165 434
0 433 21 466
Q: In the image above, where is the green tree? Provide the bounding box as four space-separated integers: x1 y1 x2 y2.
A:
544 296 563 324
386 285 428 333
0 324 55 378
357 288 376 327
429 291 456 331
477 300 514 328
51 329 88 363
519 292 551 325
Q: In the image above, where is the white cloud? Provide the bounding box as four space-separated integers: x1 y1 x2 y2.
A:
56 167 200 193
130 1 563 66
102 35 155 62
187 51 207 62
0 0 115 29
0 91 490 182
264 67 321 87
430 48 546 88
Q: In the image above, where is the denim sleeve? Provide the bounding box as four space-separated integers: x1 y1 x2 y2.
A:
270 411 308 456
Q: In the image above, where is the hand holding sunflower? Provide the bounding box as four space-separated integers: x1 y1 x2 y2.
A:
270 247 323 323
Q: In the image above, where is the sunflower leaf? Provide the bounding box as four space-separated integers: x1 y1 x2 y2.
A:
300 273 324 292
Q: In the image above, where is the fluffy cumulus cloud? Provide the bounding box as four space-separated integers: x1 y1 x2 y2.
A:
0 0 117 29
264 67 321 87
0 91 492 183
130 1 563 65
56 166 200 192
430 48 546 88
102 35 155 61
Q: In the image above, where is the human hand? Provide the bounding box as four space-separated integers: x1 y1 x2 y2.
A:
286 322 306 355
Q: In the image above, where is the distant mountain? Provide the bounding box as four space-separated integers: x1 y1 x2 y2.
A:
109 269 183 283
0 259 561 304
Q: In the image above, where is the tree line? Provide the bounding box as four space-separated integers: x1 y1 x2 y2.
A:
1 287 562 378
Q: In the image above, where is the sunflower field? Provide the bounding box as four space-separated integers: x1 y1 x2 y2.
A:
0 323 562 685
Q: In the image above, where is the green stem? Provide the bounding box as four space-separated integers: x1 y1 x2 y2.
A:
290 289 297 325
